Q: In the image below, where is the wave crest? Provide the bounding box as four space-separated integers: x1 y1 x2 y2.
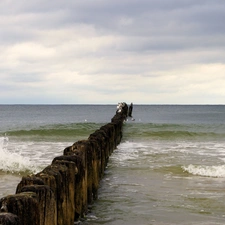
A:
0 136 39 174
182 164 225 178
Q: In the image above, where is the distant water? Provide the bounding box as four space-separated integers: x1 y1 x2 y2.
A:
1 105 225 225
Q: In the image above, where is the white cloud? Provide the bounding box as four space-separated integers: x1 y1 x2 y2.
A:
1 0 225 104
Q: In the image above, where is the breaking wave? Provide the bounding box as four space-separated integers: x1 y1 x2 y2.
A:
0 136 39 174
182 164 225 178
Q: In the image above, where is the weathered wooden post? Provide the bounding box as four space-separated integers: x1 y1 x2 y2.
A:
63 141 88 220
0 212 19 225
16 175 45 193
36 163 69 225
0 192 40 225
100 123 116 154
19 185 56 225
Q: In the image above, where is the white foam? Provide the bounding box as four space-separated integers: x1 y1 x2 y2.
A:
182 164 225 178
110 141 151 167
0 136 39 174
113 141 138 161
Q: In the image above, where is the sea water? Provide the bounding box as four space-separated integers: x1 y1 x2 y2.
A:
1 105 225 225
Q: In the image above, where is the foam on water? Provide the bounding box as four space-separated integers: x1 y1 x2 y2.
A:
182 164 225 178
0 136 39 174
112 141 150 163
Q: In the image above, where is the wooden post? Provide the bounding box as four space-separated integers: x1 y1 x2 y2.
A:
0 192 40 225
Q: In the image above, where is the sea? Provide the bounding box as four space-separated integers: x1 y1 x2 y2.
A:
1 104 225 225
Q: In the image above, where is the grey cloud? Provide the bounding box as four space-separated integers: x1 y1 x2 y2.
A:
62 0 225 34
1 0 225 104
118 35 225 52
60 0 225 53
3 0 225 38
0 0 65 14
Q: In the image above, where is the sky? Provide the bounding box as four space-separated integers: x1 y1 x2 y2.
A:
1 0 225 104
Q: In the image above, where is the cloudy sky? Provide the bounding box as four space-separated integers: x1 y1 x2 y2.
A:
1 0 225 104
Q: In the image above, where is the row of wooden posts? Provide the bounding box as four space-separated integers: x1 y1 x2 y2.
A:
0 103 128 225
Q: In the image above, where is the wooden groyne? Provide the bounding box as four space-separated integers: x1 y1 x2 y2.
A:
0 103 128 225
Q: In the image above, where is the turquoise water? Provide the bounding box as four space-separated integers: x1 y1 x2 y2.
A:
1 105 225 224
